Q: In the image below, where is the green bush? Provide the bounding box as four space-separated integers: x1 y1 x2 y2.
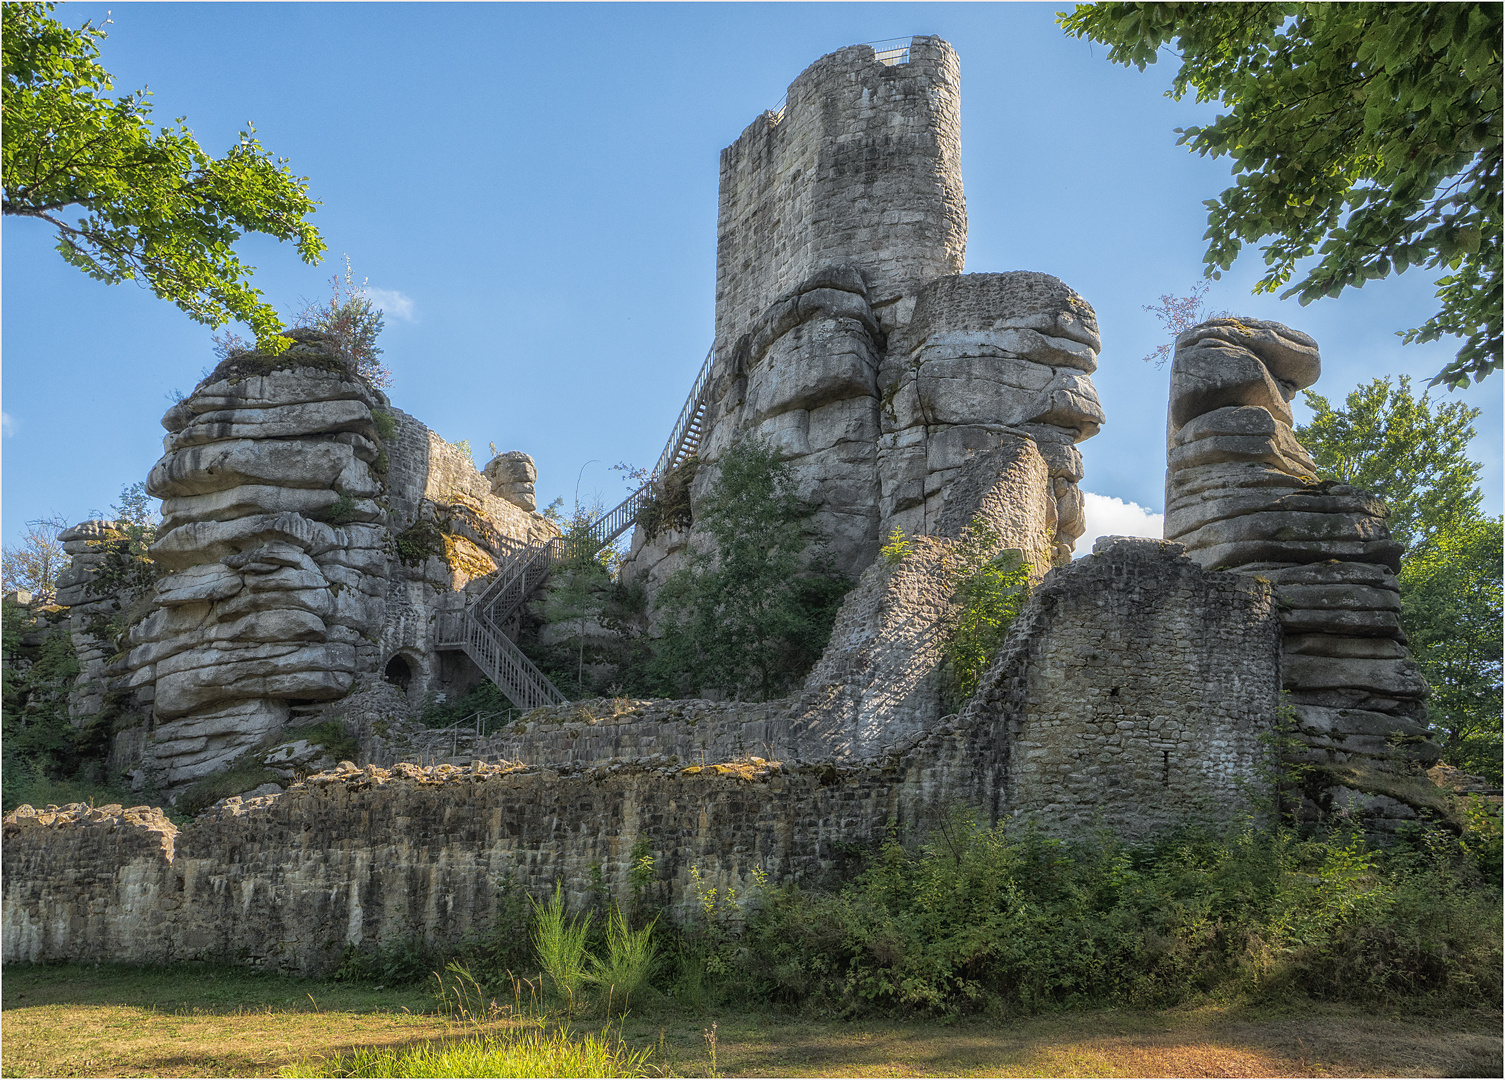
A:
174 753 280 817
647 440 852 701
736 813 1502 1016
333 936 444 987
940 528 1031 710
419 681 515 732
583 909 660 1014
281 719 359 764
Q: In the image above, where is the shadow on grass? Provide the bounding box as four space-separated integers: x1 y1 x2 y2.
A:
1 962 434 1015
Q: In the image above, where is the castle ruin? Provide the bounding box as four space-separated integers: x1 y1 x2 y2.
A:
3 39 1445 974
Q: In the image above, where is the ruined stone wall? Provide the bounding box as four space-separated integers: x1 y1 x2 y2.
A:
714 37 966 351
374 409 554 704
3 541 1282 974
984 537 1280 833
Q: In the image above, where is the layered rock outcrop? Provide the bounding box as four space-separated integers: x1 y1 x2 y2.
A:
43 333 557 796
1163 318 1441 822
625 40 1102 607
54 520 145 724
120 333 389 787
878 272 1101 563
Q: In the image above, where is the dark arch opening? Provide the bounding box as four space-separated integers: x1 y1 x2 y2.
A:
383 654 413 692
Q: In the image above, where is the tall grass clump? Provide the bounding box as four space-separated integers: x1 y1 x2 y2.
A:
584 909 660 1013
283 1025 652 1078
532 883 592 1011
738 809 1503 1016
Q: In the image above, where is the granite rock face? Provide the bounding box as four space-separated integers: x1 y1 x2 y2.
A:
82 333 557 795
623 41 1102 604
122 334 388 788
1163 318 1440 824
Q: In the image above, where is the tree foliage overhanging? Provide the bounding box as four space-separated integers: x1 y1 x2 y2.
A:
2 3 325 350
1060 2 1502 388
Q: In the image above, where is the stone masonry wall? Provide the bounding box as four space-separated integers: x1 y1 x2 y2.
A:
714 37 966 351
3 541 1282 973
988 537 1281 834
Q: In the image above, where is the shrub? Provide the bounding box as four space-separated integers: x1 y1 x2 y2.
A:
333 936 443 987
940 526 1031 709
584 908 660 1014
280 719 359 764
290 255 392 390
736 813 1503 1016
174 752 280 817
532 883 593 1012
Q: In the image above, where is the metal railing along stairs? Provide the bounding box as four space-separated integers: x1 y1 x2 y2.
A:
436 345 719 711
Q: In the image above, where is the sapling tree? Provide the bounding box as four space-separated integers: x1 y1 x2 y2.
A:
648 440 851 701
1140 281 1231 367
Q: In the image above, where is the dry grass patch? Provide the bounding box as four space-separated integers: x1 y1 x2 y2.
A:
2 965 1500 1078
618 1005 1502 1078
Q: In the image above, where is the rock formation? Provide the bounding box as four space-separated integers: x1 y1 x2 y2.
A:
878 273 1101 564
484 451 538 512
121 332 389 788
88 332 556 794
53 520 144 725
625 40 1102 606
1163 318 1441 823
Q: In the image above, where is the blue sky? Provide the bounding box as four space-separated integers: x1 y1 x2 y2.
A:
4 2 1500 552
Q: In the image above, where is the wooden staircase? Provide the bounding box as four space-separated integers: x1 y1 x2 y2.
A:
436 346 717 710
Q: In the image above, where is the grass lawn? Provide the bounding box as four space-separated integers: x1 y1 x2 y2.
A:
2 963 1500 1078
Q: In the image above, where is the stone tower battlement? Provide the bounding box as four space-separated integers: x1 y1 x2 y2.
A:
715 37 967 349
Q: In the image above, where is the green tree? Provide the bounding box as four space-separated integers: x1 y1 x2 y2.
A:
0 518 67 603
648 441 851 701
1296 376 1482 555
1061 3 1502 388
1399 517 1504 781
3 4 325 351
1296 377 1502 780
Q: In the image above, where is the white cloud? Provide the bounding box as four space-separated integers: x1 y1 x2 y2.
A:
1 412 14 437
1076 492 1164 558
365 287 415 321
